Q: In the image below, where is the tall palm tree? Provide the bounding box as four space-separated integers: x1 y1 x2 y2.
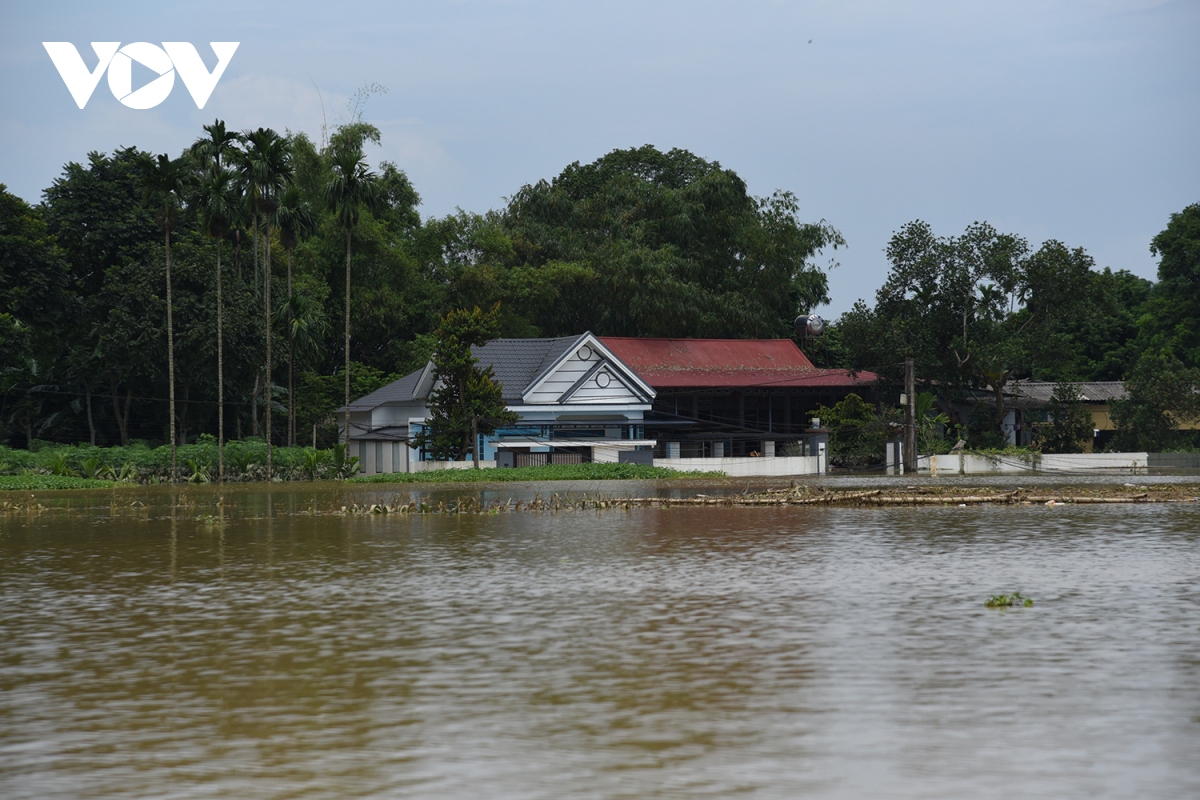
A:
137 153 189 482
191 118 241 173
239 128 293 477
325 143 382 446
191 119 242 481
195 168 238 480
273 186 316 445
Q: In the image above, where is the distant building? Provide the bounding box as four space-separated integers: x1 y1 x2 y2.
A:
343 333 874 473
599 337 875 458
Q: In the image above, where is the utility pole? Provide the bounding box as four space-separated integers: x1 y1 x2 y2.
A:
904 357 916 474
471 416 480 469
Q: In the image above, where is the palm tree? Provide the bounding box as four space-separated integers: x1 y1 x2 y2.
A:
325 143 382 446
273 186 316 445
239 128 293 477
191 118 241 172
191 120 243 481
275 293 330 446
195 168 238 480
137 152 189 482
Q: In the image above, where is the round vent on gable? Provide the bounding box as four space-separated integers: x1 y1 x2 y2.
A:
595 370 611 388
578 345 593 360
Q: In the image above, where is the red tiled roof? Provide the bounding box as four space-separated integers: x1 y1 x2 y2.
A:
599 337 875 389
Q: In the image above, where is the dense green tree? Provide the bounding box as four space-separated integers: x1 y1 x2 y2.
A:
412 305 518 465
811 393 900 469
498 145 842 338
1034 382 1095 454
1139 203 1200 368
840 221 1030 433
1110 351 1200 451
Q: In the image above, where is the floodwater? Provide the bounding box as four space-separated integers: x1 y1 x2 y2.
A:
1 484 1198 799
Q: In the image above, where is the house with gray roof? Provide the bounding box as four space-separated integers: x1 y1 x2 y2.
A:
344 332 656 473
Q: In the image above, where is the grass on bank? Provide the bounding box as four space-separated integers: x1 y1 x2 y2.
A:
347 462 725 484
0 438 359 484
0 475 119 491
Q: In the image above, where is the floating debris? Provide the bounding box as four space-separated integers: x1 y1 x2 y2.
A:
986 593 1034 608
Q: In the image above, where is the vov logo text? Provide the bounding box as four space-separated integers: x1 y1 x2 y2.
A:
43 42 239 110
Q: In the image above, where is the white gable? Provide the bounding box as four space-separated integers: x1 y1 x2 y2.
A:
523 336 652 405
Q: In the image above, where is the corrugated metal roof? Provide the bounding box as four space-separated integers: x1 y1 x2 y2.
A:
1011 380 1127 405
599 337 875 389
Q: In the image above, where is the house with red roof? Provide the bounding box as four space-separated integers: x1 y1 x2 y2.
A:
600 337 876 458
344 333 873 473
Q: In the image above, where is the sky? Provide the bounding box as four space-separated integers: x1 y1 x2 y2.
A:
3 0 1198 317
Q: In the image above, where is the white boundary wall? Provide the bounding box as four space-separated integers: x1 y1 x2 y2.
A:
410 460 497 472
654 456 822 477
918 452 1149 475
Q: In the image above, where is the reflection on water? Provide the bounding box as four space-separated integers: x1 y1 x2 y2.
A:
1 486 1198 798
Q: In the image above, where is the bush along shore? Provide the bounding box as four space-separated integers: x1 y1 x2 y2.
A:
0 437 360 486
0 443 722 490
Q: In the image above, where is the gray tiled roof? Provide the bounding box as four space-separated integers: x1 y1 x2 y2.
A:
471 335 583 402
349 335 585 409
1010 380 1127 405
346 367 424 411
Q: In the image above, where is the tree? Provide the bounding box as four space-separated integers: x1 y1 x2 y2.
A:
497 145 842 338
136 153 189 480
1035 382 1094 454
412 305 518 465
193 167 239 479
1111 351 1200 452
811 393 900 469
840 223 1104 442
1138 203 1200 369
273 186 316 445
324 141 382 444
239 128 293 476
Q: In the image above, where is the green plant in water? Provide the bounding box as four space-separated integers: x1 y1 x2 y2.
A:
301 447 323 480
48 451 77 477
985 592 1034 608
330 442 360 479
228 448 255 475
186 459 211 484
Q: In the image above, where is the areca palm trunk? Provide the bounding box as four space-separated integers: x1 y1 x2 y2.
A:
217 239 225 482
264 213 273 479
344 229 352 447
287 250 294 447
165 226 176 482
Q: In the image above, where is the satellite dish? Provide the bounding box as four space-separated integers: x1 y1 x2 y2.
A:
794 315 825 337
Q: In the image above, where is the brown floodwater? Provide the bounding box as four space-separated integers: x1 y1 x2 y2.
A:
1 484 1198 798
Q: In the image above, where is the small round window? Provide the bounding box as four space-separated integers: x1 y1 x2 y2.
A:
578 345 592 361
595 370 611 388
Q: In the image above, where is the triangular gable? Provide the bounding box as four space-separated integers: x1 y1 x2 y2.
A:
556 358 647 404
522 333 655 405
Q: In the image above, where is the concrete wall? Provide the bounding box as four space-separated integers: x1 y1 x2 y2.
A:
409 460 497 472
654 456 822 477
918 452 1149 475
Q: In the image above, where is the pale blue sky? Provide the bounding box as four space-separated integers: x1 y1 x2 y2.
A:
4 1 1197 316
